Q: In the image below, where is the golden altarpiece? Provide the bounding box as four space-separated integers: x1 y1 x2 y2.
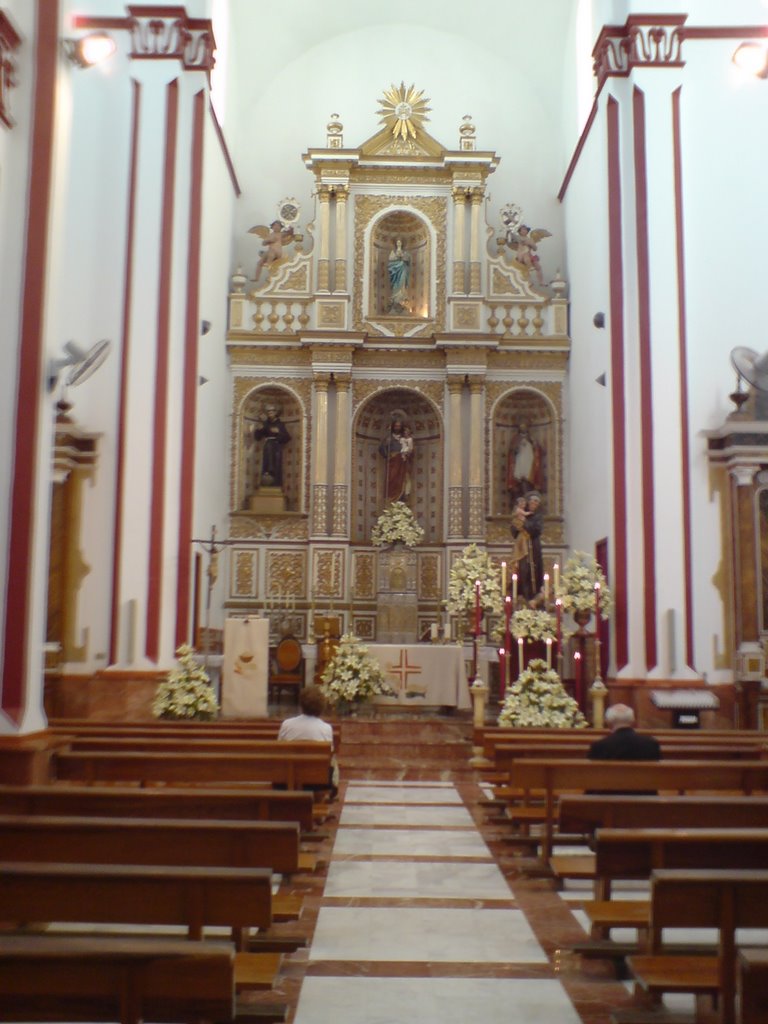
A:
225 88 571 646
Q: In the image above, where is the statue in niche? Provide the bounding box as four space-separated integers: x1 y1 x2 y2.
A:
507 422 545 504
250 403 291 488
379 410 414 504
387 239 411 313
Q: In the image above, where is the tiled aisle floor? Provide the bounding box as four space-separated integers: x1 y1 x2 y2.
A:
289 780 625 1024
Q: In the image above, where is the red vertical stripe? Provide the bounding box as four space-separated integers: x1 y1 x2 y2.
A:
145 79 179 662
632 86 658 672
2 0 58 723
607 96 629 671
672 87 695 670
175 89 206 648
109 79 141 666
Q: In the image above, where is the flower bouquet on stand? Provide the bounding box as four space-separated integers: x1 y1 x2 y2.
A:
371 501 425 548
152 644 219 720
446 543 504 626
320 632 396 713
557 551 613 628
497 658 588 728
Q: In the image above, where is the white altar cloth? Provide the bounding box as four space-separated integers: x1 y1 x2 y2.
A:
367 644 471 710
221 617 268 717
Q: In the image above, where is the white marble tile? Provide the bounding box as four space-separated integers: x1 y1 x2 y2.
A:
340 803 475 827
344 785 462 804
332 827 492 859
309 907 546 963
324 859 512 900
349 780 455 788
294 977 578 1023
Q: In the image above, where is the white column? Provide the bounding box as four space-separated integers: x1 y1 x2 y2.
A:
467 379 485 537
331 376 351 536
334 187 348 293
316 186 331 292
469 188 484 294
312 376 330 536
447 379 464 538
452 187 467 294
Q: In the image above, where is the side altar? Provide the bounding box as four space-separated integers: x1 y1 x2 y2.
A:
218 84 571 655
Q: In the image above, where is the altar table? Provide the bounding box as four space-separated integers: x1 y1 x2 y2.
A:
367 644 471 710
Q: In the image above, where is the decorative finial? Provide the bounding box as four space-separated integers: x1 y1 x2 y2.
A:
459 113 476 151
326 113 343 148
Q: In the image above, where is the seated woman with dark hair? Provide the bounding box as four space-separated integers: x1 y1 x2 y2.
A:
278 685 338 797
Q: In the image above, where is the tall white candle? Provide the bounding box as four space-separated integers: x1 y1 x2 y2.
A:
546 637 552 669
501 561 507 598
553 562 560 593
512 572 518 604
543 572 550 603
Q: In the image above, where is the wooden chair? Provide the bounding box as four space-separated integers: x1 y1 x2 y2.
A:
269 636 304 702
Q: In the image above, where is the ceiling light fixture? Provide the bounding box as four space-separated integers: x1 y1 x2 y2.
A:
732 41 768 79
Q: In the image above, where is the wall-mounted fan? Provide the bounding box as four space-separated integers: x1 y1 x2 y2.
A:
47 339 111 392
730 347 768 392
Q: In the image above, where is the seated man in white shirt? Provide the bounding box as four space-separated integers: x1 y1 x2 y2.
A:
278 685 338 796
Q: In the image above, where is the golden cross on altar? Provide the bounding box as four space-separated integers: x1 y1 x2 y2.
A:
385 649 422 693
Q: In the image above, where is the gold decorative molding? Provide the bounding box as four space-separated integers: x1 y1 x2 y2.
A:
266 549 306 598
317 300 346 328
231 549 258 598
312 548 345 598
228 515 309 541
350 377 444 419
352 615 376 640
418 552 441 600
227 347 312 366
352 550 376 600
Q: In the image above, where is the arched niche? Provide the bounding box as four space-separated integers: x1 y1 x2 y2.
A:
352 388 443 544
370 211 431 319
238 385 304 512
492 388 558 518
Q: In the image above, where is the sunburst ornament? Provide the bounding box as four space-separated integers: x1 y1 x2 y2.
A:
377 82 431 142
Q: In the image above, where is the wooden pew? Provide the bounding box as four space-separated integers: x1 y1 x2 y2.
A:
0 860 272 953
0 934 282 1024
492 742 762 770
479 726 767 760
558 794 768 838
502 759 768 859
0 814 301 874
738 948 768 1024
0 783 316 832
581 827 768 939
64 737 331 757
53 749 331 790
627 869 768 1024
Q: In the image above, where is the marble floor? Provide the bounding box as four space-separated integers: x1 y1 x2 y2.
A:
279 777 643 1024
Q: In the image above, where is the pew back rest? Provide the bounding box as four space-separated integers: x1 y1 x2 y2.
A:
558 795 768 835
594 827 768 879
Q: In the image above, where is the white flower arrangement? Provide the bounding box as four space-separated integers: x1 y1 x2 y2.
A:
510 608 556 641
371 501 425 548
498 658 588 729
152 644 219 721
557 551 613 617
320 632 397 707
446 543 504 617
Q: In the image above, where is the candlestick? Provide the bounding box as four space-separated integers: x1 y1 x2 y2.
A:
546 637 552 669
430 623 438 642
498 647 506 699
594 581 601 621
574 650 582 688
474 580 482 633
512 572 518 604
543 572 550 604
501 561 507 599
555 598 562 657
504 595 512 693
518 636 524 676
553 561 560 593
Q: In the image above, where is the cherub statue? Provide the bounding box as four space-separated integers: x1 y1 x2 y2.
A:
499 204 551 285
249 219 296 282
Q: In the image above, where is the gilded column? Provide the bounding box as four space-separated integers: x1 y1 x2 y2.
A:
467 378 485 537
731 464 759 648
334 187 348 293
469 187 484 294
452 187 467 294
312 376 330 536
317 185 331 292
447 378 465 538
332 375 351 536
